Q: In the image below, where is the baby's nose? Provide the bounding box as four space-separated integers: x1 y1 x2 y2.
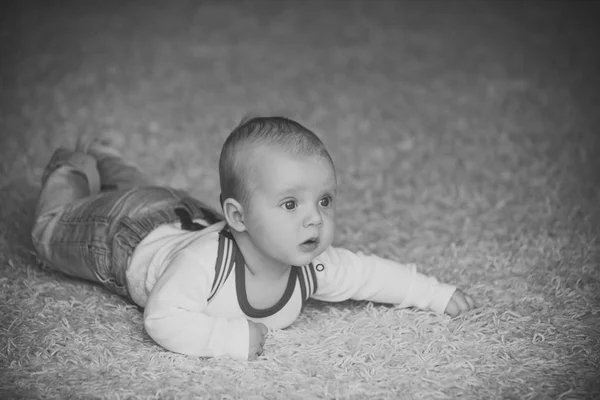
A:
304 207 323 227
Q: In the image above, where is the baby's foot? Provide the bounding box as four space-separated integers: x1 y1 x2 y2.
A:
41 148 100 194
75 135 123 161
75 134 154 190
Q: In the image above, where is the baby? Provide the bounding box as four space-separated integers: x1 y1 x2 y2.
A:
31 116 475 361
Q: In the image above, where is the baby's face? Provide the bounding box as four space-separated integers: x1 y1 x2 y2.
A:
242 146 337 268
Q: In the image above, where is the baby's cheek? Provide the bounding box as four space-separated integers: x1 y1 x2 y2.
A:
322 224 335 247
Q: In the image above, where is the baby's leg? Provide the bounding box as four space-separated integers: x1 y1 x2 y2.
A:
78 137 154 190
32 148 103 281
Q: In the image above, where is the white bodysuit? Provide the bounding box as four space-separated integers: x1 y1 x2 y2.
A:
127 220 457 360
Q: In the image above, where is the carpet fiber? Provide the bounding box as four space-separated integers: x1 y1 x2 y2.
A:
1 1 599 399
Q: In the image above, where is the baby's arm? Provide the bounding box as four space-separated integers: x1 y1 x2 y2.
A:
143 249 250 360
312 246 474 316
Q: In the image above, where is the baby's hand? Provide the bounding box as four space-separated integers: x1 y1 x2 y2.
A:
247 320 268 360
444 288 475 317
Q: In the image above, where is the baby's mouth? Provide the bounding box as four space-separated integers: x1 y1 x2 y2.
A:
300 237 319 251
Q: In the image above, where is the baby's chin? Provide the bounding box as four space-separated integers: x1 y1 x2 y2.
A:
291 246 329 267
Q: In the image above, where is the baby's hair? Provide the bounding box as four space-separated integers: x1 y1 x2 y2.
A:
219 116 334 207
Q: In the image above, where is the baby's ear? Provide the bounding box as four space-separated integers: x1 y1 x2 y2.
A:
222 197 246 232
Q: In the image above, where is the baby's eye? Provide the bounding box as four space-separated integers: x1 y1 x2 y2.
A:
283 200 297 210
319 196 332 208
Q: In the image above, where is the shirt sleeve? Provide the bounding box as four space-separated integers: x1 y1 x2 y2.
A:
143 248 249 360
311 246 457 314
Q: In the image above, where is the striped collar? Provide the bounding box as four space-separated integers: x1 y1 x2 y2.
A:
210 227 318 317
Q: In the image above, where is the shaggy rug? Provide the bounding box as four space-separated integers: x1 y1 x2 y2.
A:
1 0 598 399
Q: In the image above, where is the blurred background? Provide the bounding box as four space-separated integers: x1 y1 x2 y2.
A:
2 0 598 259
